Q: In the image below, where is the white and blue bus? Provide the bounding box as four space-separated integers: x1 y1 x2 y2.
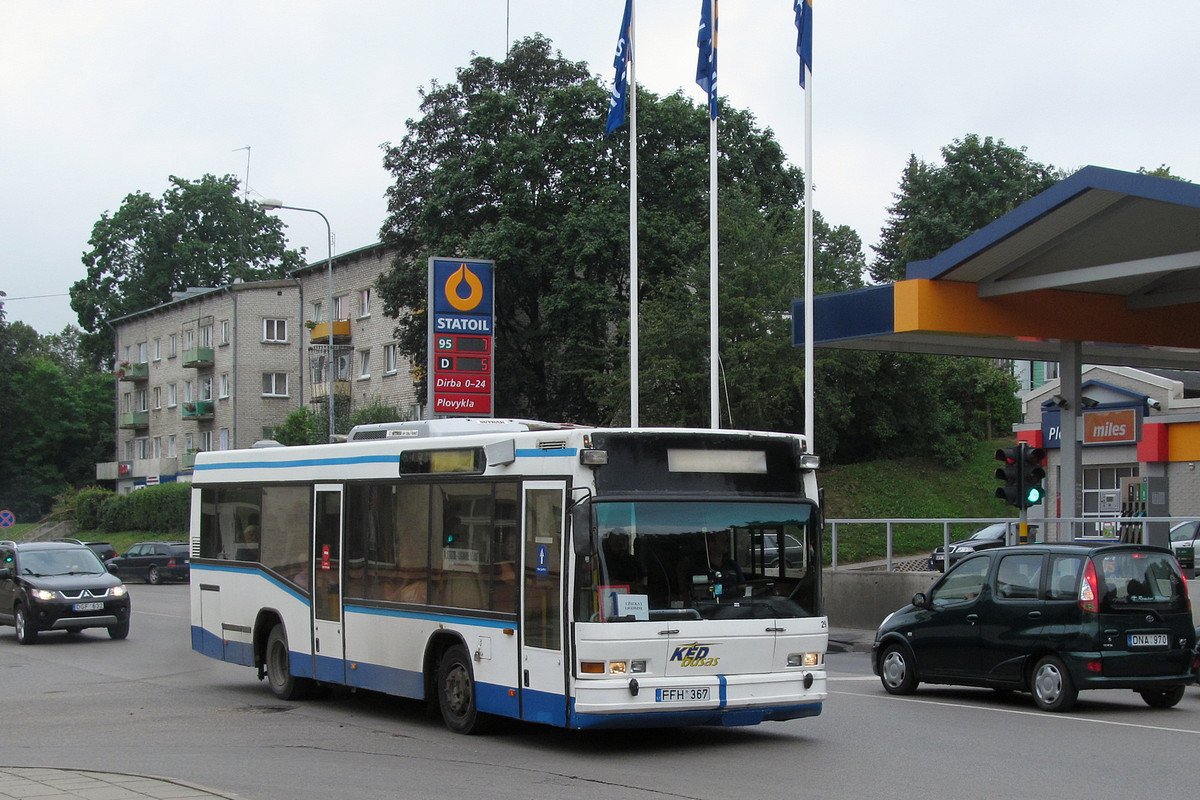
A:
189 419 827 733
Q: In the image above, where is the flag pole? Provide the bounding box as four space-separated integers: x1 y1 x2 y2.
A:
803 64 814 446
708 111 719 429
629 1 639 428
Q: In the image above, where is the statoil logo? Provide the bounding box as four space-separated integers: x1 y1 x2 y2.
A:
670 641 720 668
443 263 484 312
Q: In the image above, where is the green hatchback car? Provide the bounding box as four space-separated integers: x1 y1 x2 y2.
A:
872 543 1197 711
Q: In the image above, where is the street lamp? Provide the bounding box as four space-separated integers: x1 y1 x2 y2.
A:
259 200 335 443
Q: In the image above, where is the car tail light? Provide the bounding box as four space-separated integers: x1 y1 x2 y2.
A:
1079 559 1099 613
167 558 177 567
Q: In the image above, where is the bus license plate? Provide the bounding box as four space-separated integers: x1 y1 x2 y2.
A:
656 687 709 703
73 602 104 612
1129 634 1168 647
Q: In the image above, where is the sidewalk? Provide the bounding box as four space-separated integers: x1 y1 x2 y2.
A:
0 768 237 800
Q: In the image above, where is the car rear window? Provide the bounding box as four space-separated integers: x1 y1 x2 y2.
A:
1095 551 1187 612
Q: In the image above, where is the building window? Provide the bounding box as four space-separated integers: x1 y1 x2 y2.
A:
262 373 289 397
384 343 398 375
184 433 194 453
184 329 195 351
168 334 177 358
123 345 132 363
153 437 162 459
137 342 148 364
136 438 150 460
184 380 194 404
167 435 177 458
153 387 161 410
1045 362 1060 380
200 376 213 401
219 428 230 451
219 373 230 399
123 440 134 461
200 430 213 451
200 324 213 348
311 301 323 323
167 383 177 408
122 392 132 413
358 348 371 379
263 318 288 343
334 294 349 321
136 390 148 412
358 288 371 318
153 338 161 361
220 320 230 345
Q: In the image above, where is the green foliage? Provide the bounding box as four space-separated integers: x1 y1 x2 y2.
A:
95 483 190 534
70 174 305 368
273 406 326 446
348 398 405 427
820 437 1021 563
70 487 114 531
871 134 1064 283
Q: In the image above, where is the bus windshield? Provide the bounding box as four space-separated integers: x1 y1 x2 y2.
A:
585 500 819 621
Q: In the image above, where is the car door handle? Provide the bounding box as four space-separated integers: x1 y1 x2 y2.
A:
966 614 979 624
659 629 679 636
1027 611 1042 619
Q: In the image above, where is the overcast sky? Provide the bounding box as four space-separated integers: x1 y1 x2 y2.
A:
4 1 1199 336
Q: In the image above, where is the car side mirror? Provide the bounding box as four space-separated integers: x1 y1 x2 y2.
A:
107 563 119 575
912 592 929 609
570 500 596 556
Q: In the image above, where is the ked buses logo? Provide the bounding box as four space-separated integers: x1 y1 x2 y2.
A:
670 641 720 668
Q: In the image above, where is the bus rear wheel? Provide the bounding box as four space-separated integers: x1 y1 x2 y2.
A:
437 644 486 734
266 624 314 701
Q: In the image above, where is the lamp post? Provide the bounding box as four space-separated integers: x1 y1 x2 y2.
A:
259 200 335 443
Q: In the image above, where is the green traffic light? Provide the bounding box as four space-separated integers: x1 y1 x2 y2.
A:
1025 485 1045 505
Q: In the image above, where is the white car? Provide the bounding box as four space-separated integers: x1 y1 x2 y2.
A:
1169 520 1200 577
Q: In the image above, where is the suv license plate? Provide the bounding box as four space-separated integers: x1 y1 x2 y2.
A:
656 687 709 702
1128 633 1168 647
73 602 104 612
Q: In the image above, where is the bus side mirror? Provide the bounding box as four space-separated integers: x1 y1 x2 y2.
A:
570 501 596 556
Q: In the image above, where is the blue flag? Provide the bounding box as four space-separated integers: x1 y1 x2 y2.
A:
606 0 633 136
695 0 717 119
795 0 812 88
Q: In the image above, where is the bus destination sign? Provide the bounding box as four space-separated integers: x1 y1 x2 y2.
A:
428 258 495 417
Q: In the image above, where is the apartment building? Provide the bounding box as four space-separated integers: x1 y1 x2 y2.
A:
96 242 418 492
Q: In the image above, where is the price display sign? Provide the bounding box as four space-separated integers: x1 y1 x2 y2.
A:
428 258 495 416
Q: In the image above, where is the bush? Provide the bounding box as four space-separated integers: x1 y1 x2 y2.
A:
73 487 114 530
93 483 190 534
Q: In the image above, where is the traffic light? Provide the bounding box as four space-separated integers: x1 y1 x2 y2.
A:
994 445 1023 508
1022 446 1046 508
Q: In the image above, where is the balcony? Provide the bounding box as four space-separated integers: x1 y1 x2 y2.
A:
116 362 149 382
118 411 149 429
181 400 215 420
182 347 215 368
179 452 197 470
310 379 351 403
95 457 180 481
309 320 351 344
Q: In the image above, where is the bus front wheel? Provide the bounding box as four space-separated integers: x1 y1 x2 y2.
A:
437 644 485 734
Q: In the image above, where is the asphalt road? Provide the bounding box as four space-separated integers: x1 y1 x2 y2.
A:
0 583 1196 799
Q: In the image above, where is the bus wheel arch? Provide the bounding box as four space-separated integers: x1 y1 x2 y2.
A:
426 633 487 734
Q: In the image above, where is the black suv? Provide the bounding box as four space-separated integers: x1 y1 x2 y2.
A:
874 543 1196 711
0 541 131 644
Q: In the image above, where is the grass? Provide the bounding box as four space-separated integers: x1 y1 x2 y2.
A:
820 437 1022 564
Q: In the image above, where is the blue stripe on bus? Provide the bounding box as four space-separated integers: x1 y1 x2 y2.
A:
192 563 310 605
567 700 822 730
344 603 514 629
194 454 400 471
514 448 577 458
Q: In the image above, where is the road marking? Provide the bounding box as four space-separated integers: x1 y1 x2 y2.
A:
830 688 1200 735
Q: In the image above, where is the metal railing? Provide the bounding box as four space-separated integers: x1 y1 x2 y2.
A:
827 516 1192 572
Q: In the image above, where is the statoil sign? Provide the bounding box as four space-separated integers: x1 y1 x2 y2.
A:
428 258 494 416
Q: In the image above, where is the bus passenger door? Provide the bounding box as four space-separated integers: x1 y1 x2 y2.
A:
312 484 345 684
520 481 567 726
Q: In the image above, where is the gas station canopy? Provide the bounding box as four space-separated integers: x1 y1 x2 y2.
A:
794 166 1200 369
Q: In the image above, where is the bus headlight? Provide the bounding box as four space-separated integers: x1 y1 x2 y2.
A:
788 652 823 668
609 661 628 674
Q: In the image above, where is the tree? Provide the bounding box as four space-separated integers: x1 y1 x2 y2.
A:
378 35 860 428
70 174 305 368
871 135 1063 283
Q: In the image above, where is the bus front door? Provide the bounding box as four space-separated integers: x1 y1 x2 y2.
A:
311 484 345 684
520 481 567 726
